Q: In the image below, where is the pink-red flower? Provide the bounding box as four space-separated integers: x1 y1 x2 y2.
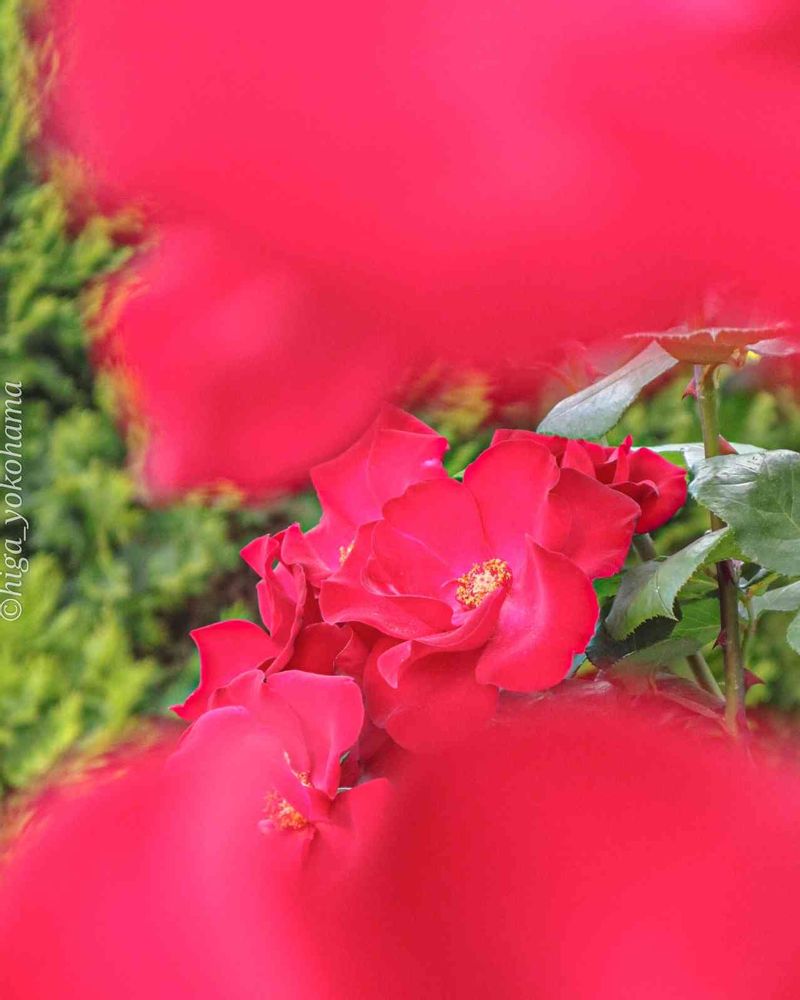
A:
310 683 800 999
321 437 639 747
0 676 389 998
494 430 687 533
175 670 383 845
52 0 800 344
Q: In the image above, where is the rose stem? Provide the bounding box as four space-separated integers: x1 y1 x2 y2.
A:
694 363 746 732
632 533 722 698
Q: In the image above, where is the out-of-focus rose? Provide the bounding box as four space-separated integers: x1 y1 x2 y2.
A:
321 438 639 746
47 0 800 495
6 683 800 997
50 1 800 342
100 226 407 499
308 682 800 998
0 674 388 998
494 430 688 533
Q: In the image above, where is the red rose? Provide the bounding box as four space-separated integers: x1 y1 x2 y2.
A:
321 438 639 747
494 430 688 533
309 684 800 999
175 670 384 847
9 685 800 997
173 407 444 720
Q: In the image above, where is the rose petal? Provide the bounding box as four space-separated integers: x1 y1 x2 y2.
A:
312 406 445 527
463 439 561 566
376 586 505 687
266 671 365 797
365 642 498 752
476 539 598 691
543 469 639 578
321 525 454 639
289 622 349 675
627 447 688 532
239 533 280 577
171 620 276 722
380 477 489 576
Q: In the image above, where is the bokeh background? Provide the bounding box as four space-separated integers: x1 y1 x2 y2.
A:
3 0 800 800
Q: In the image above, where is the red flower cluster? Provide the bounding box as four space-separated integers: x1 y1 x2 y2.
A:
175 407 686 752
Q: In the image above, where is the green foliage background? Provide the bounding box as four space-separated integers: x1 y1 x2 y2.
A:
1 0 799 795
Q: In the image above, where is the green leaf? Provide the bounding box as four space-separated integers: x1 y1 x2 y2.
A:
690 450 800 575
644 442 764 471
586 613 675 668
751 581 800 618
623 600 721 665
787 613 800 655
537 342 677 439
606 529 733 640
670 599 721 641
587 600 719 668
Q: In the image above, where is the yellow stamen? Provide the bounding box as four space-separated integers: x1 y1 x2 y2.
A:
263 791 309 832
455 558 512 609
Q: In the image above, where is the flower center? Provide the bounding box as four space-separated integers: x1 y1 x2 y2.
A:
455 558 512 609
338 540 354 564
263 791 309 832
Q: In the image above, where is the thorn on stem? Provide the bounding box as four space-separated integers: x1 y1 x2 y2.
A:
743 669 764 691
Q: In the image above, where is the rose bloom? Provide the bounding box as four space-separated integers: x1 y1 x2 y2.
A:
494 430 687 533
173 408 447 720
172 533 358 722
321 436 640 747
174 670 387 846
